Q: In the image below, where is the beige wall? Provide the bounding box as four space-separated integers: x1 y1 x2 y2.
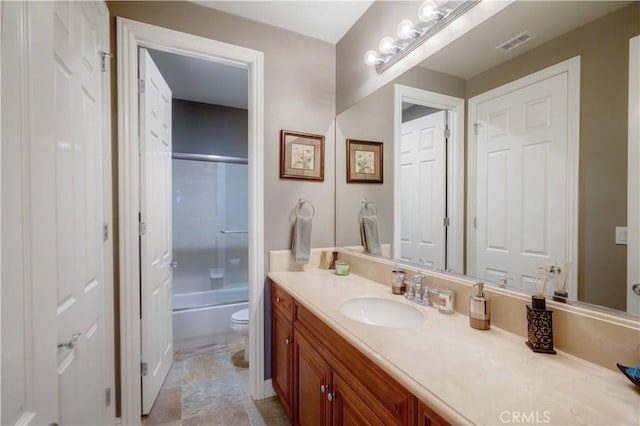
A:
336 66 466 247
336 1 426 114
467 3 640 311
106 0 336 409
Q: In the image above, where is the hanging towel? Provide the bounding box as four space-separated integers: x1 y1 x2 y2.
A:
361 215 382 255
292 215 312 264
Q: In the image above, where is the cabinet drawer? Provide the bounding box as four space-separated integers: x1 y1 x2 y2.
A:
271 281 293 322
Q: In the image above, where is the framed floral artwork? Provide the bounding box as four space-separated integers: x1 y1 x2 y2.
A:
280 130 325 181
347 139 383 183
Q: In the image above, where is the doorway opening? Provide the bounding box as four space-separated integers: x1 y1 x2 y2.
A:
117 18 265 425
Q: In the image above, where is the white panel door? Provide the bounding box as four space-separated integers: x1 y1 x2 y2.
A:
399 111 447 268
53 2 109 424
139 48 174 415
627 35 640 315
2 2 109 425
475 73 568 295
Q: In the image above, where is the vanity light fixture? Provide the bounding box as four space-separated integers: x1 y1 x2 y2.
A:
365 0 480 74
379 36 403 55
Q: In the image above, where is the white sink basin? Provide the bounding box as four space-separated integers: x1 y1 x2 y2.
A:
340 298 425 328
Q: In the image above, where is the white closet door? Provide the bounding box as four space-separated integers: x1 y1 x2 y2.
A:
399 110 447 268
139 48 174 415
475 72 568 295
2 2 109 425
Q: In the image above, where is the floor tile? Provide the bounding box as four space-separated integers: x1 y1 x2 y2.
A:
183 352 235 385
145 341 287 426
142 387 182 425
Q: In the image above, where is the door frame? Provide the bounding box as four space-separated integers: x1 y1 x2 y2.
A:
393 84 465 273
628 35 639 314
117 18 264 424
467 56 580 296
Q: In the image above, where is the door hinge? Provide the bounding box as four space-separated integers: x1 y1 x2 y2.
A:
138 79 145 93
444 127 451 138
100 51 112 72
444 217 451 227
105 388 111 406
139 221 146 237
141 362 148 376
473 122 480 135
103 223 109 242
473 217 478 229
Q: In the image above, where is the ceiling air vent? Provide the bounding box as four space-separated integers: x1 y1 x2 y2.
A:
497 31 534 52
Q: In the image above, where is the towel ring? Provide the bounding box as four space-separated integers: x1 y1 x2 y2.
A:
360 199 377 216
296 198 315 218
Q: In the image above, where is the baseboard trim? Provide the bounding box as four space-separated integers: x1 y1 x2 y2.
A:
262 379 276 399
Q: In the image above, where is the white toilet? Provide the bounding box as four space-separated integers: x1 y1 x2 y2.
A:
230 308 249 362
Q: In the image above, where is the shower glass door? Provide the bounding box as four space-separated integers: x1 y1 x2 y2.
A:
172 154 248 308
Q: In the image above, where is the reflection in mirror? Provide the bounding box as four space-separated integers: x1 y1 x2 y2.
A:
335 1 640 315
394 86 464 274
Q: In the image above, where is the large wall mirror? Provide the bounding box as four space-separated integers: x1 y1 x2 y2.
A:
335 0 639 315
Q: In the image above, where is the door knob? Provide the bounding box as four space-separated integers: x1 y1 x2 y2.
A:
320 384 326 393
633 283 640 296
285 338 291 345
170 260 178 268
58 333 82 350
327 392 335 402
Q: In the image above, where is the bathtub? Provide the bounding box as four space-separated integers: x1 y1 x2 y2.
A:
173 285 249 351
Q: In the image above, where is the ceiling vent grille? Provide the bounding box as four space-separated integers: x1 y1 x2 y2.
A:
497 31 534 52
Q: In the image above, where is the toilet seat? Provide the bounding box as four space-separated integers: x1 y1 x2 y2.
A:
231 308 249 324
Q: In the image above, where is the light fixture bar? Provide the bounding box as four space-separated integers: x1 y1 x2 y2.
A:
374 1 481 74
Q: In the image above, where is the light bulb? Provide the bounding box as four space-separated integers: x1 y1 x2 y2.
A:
363 50 380 66
418 0 438 22
379 36 398 55
397 19 417 40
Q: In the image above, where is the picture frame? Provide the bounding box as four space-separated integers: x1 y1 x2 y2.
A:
346 139 383 183
280 130 325 181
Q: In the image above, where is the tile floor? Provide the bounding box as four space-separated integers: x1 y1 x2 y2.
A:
142 340 289 426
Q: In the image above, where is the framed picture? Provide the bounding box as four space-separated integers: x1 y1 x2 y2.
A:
347 139 383 183
280 130 325 181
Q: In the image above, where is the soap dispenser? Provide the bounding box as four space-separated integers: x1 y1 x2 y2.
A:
469 282 490 330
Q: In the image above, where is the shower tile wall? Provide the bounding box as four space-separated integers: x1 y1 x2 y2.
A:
222 164 248 287
173 159 248 294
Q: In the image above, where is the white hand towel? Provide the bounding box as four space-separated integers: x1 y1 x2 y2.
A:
361 215 382 255
292 215 312 264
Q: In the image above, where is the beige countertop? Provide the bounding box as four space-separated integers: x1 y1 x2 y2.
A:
268 269 640 426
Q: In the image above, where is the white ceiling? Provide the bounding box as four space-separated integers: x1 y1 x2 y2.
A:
194 0 374 43
419 1 632 79
148 49 248 109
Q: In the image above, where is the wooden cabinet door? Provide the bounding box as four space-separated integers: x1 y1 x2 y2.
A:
272 310 293 420
332 371 384 426
417 400 449 426
294 329 331 426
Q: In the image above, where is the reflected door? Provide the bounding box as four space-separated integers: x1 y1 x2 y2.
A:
474 72 568 295
399 111 447 268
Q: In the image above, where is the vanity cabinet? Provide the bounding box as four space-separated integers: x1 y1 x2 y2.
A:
271 281 448 426
293 329 331 425
272 283 294 420
417 401 448 426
